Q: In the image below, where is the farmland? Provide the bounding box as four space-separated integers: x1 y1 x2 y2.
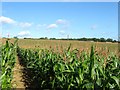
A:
2 38 118 52
1 1 119 89
1 38 120 89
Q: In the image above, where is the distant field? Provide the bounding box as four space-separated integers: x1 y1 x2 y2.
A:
2 38 118 54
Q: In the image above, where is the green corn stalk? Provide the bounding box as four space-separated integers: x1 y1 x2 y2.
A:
16 44 120 89
1 40 17 89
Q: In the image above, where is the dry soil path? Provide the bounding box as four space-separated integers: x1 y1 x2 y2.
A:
11 56 25 89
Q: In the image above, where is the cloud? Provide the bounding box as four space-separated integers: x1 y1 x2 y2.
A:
91 25 97 30
47 24 58 29
59 30 65 35
0 16 33 30
17 31 30 37
56 19 70 30
36 24 47 30
0 16 16 24
56 19 67 24
37 24 47 27
19 22 32 28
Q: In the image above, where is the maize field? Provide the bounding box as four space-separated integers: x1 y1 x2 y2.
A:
1 40 120 89
1 40 17 89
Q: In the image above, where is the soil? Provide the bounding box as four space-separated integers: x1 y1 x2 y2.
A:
11 56 25 89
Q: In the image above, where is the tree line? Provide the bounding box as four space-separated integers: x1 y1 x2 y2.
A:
20 37 118 43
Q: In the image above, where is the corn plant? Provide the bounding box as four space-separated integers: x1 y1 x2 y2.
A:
17 45 120 89
1 40 17 89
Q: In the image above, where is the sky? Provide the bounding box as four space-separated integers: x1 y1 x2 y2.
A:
1 0 120 2
0 2 118 40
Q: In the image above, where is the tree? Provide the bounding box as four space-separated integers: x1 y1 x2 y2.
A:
106 38 113 42
100 38 106 42
14 36 18 39
112 40 117 43
92 38 98 42
80 37 87 41
50 38 56 40
45 37 48 39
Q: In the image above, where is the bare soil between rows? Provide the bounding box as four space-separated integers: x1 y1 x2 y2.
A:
11 56 25 89
12 55 40 89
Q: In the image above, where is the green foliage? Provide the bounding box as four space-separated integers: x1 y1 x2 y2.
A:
17 45 120 89
1 40 17 89
1 40 119 89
